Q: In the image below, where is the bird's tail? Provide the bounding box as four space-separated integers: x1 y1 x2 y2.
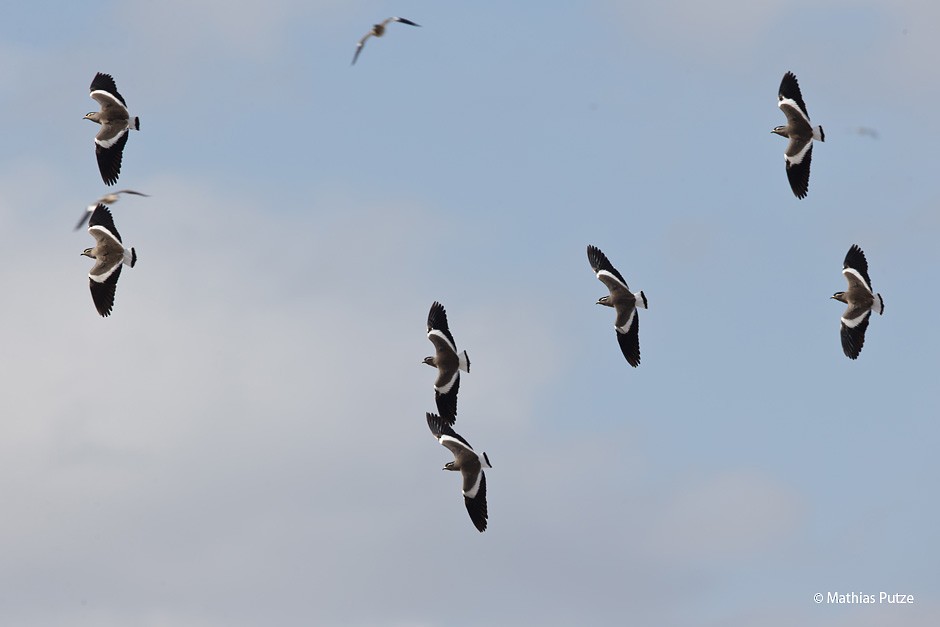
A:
134 117 140 131
814 125 825 142
481 452 492 469
459 350 470 373
126 247 137 268
873 293 884 315
634 290 648 309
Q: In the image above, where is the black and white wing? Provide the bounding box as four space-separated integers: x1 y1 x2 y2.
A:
615 312 641 367
88 203 123 243
427 301 458 351
462 472 488 533
843 244 873 292
778 71 810 122
839 307 871 360
783 143 813 200
94 131 129 186
89 265 122 317
434 371 460 427
587 244 630 295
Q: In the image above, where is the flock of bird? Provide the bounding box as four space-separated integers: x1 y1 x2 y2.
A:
74 17 887 532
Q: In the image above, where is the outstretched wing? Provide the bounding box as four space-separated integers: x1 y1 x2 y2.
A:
784 141 813 199
434 372 460 425
463 472 488 533
840 310 871 359
615 312 640 367
95 130 129 186
778 71 810 121
843 244 873 292
89 265 122 317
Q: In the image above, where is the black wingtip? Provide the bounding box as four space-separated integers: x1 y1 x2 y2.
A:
586 244 604 271
426 412 444 438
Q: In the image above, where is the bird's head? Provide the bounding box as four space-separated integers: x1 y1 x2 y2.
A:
771 125 787 137
83 112 100 124
81 248 96 259
831 291 847 303
596 295 612 307
422 356 436 367
442 461 457 472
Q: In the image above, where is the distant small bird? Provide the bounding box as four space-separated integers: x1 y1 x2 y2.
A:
74 189 149 231
352 16 420 65
423 302 470 424
772 71 825 199
84 72 140 186
832 244 884 359
587 245 647 367
426 412 491 533
81 204 137 317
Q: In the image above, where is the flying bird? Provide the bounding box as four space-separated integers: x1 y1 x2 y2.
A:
426 412 491 533
772 71 825 199
81 204 137 317
84 72 140 186
588 245 647 367
423 301 470 424
352 17 420 65
831 244 884 359
74 189 149 231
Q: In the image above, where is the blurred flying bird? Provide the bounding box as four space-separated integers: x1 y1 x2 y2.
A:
352 17 420 65
74 189 149 231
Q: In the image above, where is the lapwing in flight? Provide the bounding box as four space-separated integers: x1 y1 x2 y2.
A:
426 412 491 533
772 71 825 199
81 204 137 317
588 245 647 367
832 244 884 359
423 301 470 424
84 72 140 186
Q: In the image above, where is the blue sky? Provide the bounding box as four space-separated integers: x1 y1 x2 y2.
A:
1 1 938 625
